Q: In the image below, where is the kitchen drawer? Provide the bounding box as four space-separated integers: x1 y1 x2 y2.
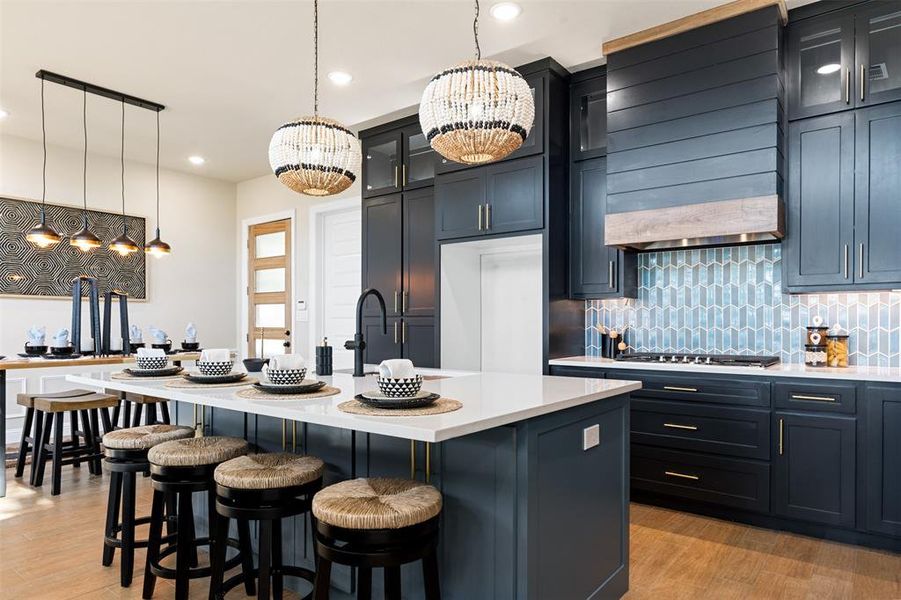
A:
631 445 770 513
774 380 857 414
631 399 770 460
605 370 771 408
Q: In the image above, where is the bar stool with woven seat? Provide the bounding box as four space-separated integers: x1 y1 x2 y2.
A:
30 390 119 495
209 452 325 600
102 424 195 587
143 436 251 600
312 478 442 600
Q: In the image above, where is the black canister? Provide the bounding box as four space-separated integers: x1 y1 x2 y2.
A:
315 338 333 376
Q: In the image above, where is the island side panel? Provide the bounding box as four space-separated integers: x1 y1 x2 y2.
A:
517 394 630 600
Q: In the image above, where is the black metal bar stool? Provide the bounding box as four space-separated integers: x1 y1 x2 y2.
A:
311 478 442 600
142 436 251 600
209 452 325 600
30 390 118 495
101 424 195 587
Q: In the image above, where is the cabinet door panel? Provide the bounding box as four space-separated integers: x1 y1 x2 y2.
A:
362 130 403 198
784 113 855 289
435 169 485 240
403 126 436 190
787 11 855 120
570 75 607 161
854 102 901 285
865 384 901 536
402 317 437 368
485 155 543 235
773 412 856 527
363 317 402 364
402 188 436 317
362 195 402 317
856 2 901 107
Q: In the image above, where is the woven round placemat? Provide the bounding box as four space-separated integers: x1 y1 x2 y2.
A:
235 385 341 400
111 370 183 381
337 397 462 417
165 376 258 389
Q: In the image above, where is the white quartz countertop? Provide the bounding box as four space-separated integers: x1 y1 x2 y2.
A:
66 369 640 443
549 356 901 383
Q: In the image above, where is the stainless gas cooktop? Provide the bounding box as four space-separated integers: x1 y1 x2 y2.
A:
614 352 780 368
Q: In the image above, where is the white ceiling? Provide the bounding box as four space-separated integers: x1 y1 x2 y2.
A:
0 0 816 183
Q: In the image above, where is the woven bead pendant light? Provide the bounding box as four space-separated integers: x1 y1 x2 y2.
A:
419 0 535 165
269 0 360 196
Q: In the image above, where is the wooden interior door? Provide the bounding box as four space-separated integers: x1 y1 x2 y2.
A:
248 219 292 358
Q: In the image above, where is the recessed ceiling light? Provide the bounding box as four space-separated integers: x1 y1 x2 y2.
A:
0 108 8 119
188 155 205 165
817 63 842 75
490 2 521 21
327 71 353 86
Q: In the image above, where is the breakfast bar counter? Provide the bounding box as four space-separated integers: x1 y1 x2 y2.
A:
65 369 640 599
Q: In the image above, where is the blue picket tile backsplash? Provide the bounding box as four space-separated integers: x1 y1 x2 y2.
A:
586 244 901 367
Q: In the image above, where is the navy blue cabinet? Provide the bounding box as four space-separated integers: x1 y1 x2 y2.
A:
774 411 856 527
362 118 436 198
362 194 402 317
570 72 607 161
865 384 901 537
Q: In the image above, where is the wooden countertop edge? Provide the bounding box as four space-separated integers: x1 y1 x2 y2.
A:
602 0 788 56
0 352 201 371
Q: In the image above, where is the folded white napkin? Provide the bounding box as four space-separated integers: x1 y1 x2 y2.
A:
51 328 70 348
200 349 231 362
137 347 166 358
269 354 305 370
27 325 46 346
185 322 197 343
379 359 415 379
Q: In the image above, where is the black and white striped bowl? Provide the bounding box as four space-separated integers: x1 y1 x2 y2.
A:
266 368 306 386
135 356 169 370
197 360 234 376
377 375 423 398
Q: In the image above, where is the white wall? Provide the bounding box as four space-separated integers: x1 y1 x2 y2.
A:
0 133 238 352
235 173 361 360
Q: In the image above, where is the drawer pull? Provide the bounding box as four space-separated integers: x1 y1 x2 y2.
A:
791 394 836 403
778 418 784 455
663 386 698 392
665 471 699 481
664 423 698 431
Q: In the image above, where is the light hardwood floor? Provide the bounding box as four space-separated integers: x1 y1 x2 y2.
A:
0 467 899 599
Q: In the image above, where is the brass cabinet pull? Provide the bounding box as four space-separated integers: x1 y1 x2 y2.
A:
665 471 699 481
791 394 836 402
608 261 615 288
402 290 408 314
779 418 784 456
843 244 849 279
485 204 492 230
402 320 407 344
478 204 484 231
663 386 698 392
859 243 864 279
664 423 698 431
394 290 399 313
394 165 399 188
845 68 851 104
403 164 407 186
394 321 399 344
860 64 866 101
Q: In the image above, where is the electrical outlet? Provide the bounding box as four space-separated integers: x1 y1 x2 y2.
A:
583 424 600 450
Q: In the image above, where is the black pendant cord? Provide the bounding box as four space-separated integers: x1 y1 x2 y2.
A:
82 89 88 215
473 0 481 60
155 111 161 232
40 78 47 209
120 100 127 234
313 0 319 117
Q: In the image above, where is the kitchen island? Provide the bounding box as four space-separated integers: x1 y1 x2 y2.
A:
67 370 641 599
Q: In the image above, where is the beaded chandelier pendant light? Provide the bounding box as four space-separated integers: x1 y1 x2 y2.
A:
25 78 62 248
419 0 535 165
268 0 360 196
70 89 102 251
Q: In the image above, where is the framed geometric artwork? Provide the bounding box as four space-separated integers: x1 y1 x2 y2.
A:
0 197 147 299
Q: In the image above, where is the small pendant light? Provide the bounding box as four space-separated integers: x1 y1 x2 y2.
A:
268 0 360 196
144 111 171 257
70 88 102 251
109 100 139 256
26 77 62 248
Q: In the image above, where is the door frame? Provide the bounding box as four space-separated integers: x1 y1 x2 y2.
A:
240 210 296 358
307 197 362 361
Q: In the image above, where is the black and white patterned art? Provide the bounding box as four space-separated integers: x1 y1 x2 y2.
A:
0 197 146 299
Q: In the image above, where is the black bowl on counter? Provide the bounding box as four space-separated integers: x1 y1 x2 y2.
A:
152 342 172 353
129 342 145 350
24 344 47 356
50 345 74 356
242 358 270 373
181 341 200 351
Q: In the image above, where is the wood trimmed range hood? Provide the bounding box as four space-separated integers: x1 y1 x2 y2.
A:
602 0 787 250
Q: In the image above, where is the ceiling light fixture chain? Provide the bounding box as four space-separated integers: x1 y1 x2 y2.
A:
313 0 319 116
473 0 481 60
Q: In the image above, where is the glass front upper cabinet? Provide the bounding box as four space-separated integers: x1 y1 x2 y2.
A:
856 2 901 107
788 12 855 120
362 130 402 198
403 127 436 190
570 73 607 161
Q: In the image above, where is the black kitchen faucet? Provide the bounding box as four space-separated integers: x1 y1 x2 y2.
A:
345 288 387 377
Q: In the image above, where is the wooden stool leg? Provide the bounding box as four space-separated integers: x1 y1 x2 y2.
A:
123 401 132 430
384 566 401 600
132 404 143 428
89 409 103 475
120 471 137 587
111 399 121 430
14 407 35 478
70 411 82 469
208 509 230 600
146 403 158 426
100 407 113 435
102 471 123 566
237 518 257 596
174 490 194 600
142 489 166 599
184 499 199 568
79 410 95 475
160 402 171 424
258 519 273 600
422 549 441 600
356 568 372 600
272 519 284 600
32 412 52 486
29 410 45 485
165 494 178 537
313 558 332 600
51 412 64 495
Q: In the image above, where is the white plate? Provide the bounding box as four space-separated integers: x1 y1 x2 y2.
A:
260 378 320 387
188 370 245 380
360 389 434 401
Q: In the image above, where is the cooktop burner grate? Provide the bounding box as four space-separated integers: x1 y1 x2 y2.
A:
614 352 780 368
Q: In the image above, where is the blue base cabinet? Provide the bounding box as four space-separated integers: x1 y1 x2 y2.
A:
865 384 901 537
